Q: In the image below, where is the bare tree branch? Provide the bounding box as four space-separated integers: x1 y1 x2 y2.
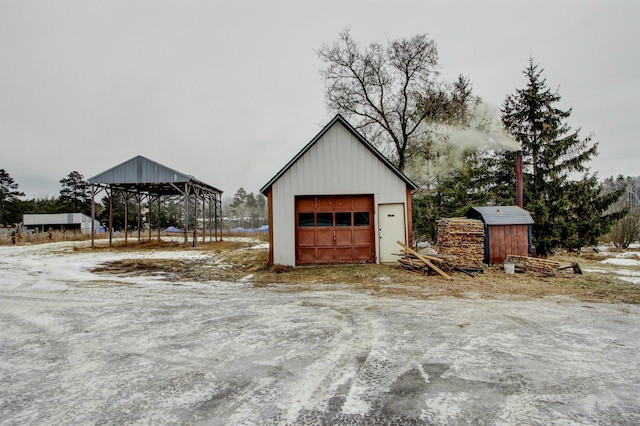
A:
318 29 473 173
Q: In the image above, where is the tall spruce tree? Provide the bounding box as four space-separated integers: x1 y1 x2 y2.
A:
499 59 623 255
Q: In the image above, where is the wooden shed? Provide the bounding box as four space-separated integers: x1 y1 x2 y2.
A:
260 114 418 266
465 206 534 265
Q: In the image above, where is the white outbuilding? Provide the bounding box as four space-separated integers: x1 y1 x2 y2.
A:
23 213 97 234
260 114 418 266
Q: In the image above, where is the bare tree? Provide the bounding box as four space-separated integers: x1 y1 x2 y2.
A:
318 29 474 172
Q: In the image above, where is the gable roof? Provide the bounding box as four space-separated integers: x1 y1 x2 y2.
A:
466 206 535 225
260 114 418 195
88 155 222 195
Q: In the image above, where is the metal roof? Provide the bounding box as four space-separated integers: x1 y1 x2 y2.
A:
260 114 418 195
466 206 534 225
88 155 222 196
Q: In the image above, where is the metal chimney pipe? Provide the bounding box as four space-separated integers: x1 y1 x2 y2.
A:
515 150 524 208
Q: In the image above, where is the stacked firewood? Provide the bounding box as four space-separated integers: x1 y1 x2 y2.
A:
506 255 560 277
436 218 485 269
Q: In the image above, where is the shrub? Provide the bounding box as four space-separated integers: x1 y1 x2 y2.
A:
610 212 640 249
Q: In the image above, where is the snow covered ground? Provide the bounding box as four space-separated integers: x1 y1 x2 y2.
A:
1 242 640 425
584 245 640 284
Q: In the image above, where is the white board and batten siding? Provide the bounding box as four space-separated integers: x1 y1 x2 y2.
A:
270 121 410 266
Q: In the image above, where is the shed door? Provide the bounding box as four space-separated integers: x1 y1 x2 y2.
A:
378 203 406 263
295 195 375 265
487 224 530 264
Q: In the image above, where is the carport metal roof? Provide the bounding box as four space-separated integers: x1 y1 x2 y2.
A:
88 155 222 196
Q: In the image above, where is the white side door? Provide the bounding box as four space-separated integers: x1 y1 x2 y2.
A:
378 203 406 263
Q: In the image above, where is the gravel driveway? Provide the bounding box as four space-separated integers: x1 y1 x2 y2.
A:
1 242 639 425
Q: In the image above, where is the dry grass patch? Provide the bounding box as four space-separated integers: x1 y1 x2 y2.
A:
88 241 640 304
0 230 94 246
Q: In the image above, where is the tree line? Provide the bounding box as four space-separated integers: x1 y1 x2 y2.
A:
221 188 267 230
0 169 268 233
317 30 637 254
2 29 639 251
0 170 94 226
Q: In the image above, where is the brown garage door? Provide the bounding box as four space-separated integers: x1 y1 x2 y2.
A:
295 195 375 265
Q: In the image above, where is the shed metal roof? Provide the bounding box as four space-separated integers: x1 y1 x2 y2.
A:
260 114 418 195
88 155 222 196
466 206 534 225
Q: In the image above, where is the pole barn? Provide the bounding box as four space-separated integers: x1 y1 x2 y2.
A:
88 155 223 248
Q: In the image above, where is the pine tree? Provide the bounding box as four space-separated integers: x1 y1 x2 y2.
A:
59 171 92 215
0 169 25 226
500 59 623 255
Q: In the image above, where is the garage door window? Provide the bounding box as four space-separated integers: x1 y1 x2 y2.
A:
336 212 351 227
354 212 370 226
298 213 314 227
299 212 358 227
317 213 333 227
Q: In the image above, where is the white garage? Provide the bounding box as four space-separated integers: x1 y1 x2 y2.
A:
260 114 418 266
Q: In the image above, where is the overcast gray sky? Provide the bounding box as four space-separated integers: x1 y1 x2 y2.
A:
1 0 638 199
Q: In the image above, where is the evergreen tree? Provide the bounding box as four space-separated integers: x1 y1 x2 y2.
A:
59 171 92 215
499 59 623 255
0 169 25 226
21 196 61 214
230 188 249 227
145 198 181 230
255 194 267 226
98 192 134 231
413 149 493 241
245 192 259 228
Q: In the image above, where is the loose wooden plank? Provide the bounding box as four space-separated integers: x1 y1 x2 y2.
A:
398 249 445 263
397 241 453 280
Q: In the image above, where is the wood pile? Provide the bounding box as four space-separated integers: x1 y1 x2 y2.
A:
436 218 485 269
395 241 484 278
505 255 560 277
396 241 453 280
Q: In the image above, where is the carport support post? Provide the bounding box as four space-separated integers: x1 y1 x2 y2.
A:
193 191 198 247
157 196 162 241
136 194 142 243
147 194 152 242
108 189 113 246
90 184 96 248
124 193 129 245
208 195 212 242
217 194 222 242
183 183 189 245
202 195 206 244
